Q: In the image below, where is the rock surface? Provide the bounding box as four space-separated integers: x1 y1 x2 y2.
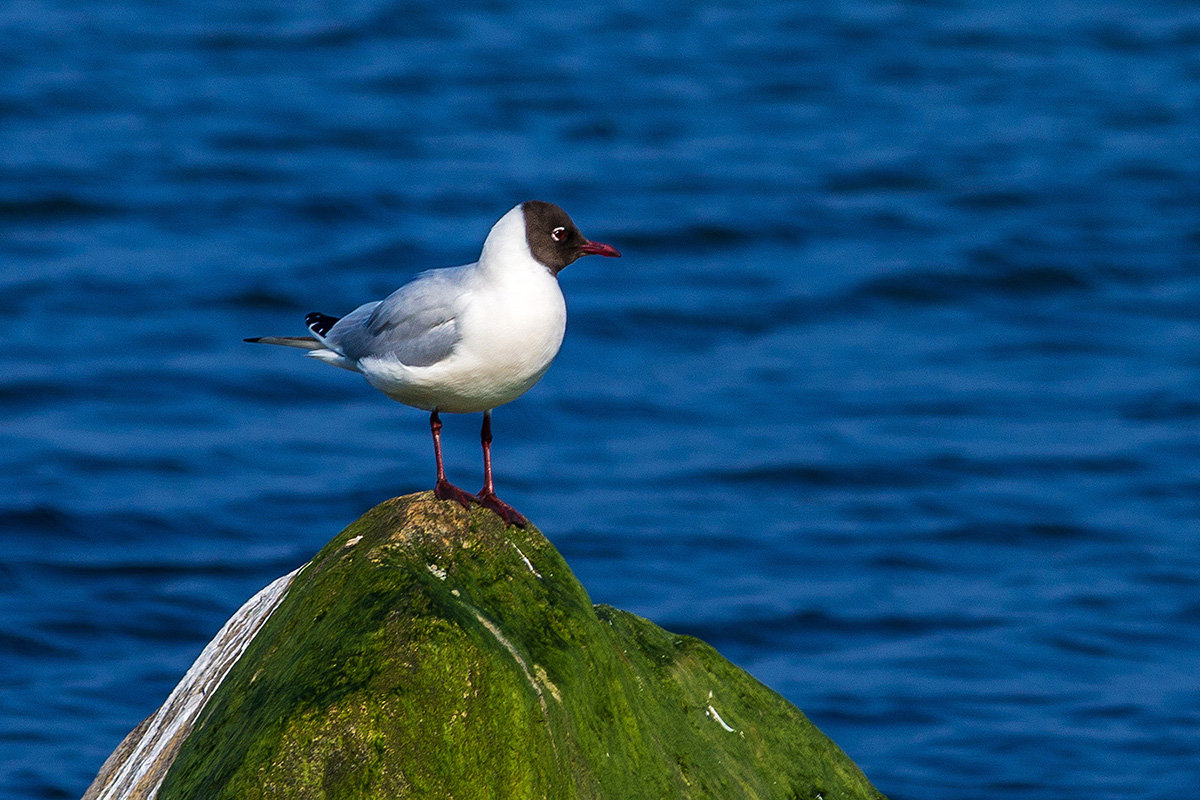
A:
89 492 887 800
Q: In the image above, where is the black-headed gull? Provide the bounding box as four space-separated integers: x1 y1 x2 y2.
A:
246 201 620 526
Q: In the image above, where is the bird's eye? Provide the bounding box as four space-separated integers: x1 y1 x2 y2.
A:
551 226 567 242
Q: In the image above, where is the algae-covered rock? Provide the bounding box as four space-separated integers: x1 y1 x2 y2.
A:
119 492 885 799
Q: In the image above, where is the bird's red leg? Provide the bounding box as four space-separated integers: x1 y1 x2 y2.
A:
430 409 473 508
475 410 528 527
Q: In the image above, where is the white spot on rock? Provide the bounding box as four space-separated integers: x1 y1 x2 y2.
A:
510 541 541 579
706 692 737 733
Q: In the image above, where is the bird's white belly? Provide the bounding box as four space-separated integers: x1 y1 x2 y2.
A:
358 278 566 414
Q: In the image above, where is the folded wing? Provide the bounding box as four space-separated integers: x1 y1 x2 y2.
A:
322 266 469 368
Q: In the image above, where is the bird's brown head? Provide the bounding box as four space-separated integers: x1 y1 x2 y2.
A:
522 200 621 274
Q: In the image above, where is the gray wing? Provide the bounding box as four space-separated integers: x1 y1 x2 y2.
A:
323 266 470 367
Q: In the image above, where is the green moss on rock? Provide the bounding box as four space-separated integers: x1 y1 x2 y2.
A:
157 492 886 800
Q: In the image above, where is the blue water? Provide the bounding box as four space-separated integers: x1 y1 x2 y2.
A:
3 1 1199 797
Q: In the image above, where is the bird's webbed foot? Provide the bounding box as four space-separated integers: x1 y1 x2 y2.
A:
434 478 475 509
475 490 529 528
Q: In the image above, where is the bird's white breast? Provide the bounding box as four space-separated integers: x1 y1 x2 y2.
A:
450 265 566 408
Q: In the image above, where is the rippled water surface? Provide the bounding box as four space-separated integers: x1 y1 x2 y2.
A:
3 1 1200 797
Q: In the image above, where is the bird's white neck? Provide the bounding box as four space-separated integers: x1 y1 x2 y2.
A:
477 205 546 280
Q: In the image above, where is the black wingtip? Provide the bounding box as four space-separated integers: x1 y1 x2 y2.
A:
244 337 262 343
305 312 340 337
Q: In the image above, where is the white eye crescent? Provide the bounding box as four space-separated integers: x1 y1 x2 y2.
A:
551 226 567 242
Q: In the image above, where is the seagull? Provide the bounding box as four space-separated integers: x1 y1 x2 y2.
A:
245 201 621 527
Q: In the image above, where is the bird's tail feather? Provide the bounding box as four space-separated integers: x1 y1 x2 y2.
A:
244 336 322 350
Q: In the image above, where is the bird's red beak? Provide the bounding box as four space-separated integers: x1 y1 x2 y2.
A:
579 240 621 258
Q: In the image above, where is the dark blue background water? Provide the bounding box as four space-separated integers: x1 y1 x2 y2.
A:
3 1 1199 797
